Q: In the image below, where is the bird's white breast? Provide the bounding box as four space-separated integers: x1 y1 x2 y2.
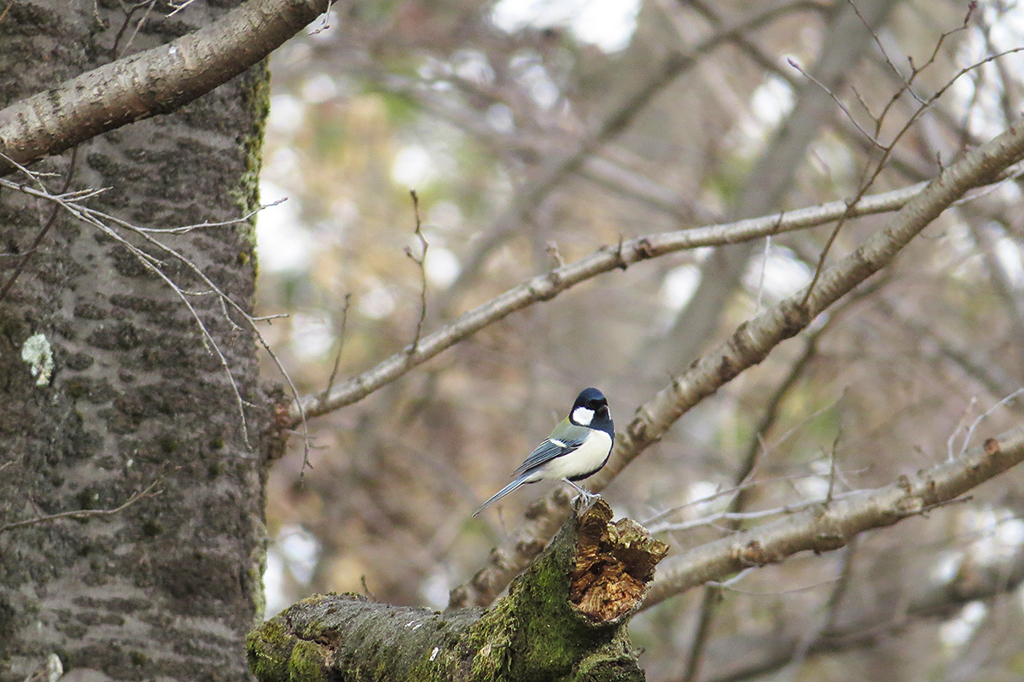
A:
535 431 612 480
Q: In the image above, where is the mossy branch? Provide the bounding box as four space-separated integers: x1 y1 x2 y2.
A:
247 500 667 681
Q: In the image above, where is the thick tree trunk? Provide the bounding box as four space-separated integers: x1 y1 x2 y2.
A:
0 2 269 680
248 501 667 681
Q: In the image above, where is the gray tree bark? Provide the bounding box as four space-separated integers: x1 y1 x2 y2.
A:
0 2 271 680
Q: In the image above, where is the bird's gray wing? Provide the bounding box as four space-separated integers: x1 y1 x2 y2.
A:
511 423 592 477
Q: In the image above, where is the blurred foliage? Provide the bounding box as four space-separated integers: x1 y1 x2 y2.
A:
256 1 1024 680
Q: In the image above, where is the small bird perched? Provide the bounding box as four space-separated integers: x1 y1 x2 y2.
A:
474 387 614 516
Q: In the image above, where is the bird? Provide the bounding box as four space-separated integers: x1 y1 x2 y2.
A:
473 387 614 516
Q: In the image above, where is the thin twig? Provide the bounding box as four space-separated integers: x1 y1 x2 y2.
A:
958 388 1024 460
641 467 870 528
709 572 840 596
322 293 353 400
405 190 429 358
799 44 1024 306
788 58 886 149
0 480 162 535
112 1 157 58
0 156 310 456
167 0 198 17
678 317 833 682
651 490 868 534
947 397 980 462
825 417 844 505
0 147 78 304
133 198 286 233
780 539 859 681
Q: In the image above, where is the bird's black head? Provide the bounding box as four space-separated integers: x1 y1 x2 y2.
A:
569 387 613 435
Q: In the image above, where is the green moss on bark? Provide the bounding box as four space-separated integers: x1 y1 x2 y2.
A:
289 640 330 682
234 58 270 253
248 502 664 681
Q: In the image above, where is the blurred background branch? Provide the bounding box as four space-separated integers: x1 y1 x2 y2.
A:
253 1 1024 679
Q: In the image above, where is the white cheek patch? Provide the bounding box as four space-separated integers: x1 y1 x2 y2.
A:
572 406 594 426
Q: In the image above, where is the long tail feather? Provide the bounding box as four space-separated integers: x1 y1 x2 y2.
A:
473 476 528 516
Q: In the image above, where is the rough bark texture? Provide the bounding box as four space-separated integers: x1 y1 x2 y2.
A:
247 500 667 681
0 2 269 680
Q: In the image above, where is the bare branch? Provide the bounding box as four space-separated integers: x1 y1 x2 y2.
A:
642 424 1024 610
701 543 1024 682
111 1 158 59
642 468 870 529
787 58 886 149
404 190 429 358
604 115 1024 491
322 293 353 400
651 491 868 535
794 19 1024 306
292 177 958 426
436 0 829 311
167 0 199 16
679 313 836 682
958 388 1024 460
876 297 1023 402
0 0 334 174
448 116 1024 608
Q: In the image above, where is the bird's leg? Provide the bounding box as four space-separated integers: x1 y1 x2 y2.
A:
564 479 599 512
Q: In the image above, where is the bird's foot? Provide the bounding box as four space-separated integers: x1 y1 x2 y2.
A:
565 481 600 513
571 492 601 514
